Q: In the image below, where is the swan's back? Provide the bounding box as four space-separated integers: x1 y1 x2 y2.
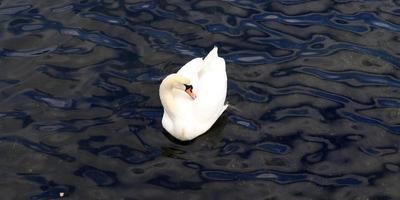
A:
194 47 227 132
171 47 227 139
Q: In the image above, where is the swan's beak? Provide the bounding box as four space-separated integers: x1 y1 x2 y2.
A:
185 88 197 100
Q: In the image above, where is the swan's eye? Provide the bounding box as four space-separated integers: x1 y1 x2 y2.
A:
184 84 193 91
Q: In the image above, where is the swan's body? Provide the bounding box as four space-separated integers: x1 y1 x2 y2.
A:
159 47 228 141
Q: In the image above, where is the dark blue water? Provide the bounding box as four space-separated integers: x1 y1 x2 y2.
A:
1 0 400 199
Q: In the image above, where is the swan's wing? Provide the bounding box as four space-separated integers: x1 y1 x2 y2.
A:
162 111 174 133
194 47 227 126
201 46 225 73
193 104 228 136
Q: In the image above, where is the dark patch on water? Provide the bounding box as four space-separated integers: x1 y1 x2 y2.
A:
1 0 400 199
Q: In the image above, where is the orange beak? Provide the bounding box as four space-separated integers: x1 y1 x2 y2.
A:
185 87 197 100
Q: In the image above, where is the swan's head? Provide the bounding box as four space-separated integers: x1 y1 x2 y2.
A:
162 74 197 100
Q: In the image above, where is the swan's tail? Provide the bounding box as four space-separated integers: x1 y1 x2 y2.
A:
202 46 225 72
222 104 229 113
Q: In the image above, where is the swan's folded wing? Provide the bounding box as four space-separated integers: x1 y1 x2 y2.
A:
201 46 225 73
194 47 227 125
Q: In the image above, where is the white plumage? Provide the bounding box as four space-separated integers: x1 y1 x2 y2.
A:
159 47 228 141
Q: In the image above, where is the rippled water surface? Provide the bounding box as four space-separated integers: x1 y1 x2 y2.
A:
1 0 400 199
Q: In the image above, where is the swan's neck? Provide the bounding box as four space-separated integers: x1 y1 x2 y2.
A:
159 75 179 120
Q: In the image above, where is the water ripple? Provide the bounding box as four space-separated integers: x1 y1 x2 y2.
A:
0 5 32 15
78 136 160 164
20 174 74 199
0 136 75 162
200 169 367 187
1 0 400 199
74 165 119 187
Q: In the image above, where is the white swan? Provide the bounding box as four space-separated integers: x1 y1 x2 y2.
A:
159 47 228 141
